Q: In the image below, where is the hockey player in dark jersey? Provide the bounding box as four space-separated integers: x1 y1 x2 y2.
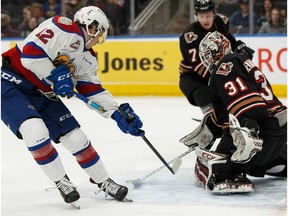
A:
192 31 287 194
179 0 254 148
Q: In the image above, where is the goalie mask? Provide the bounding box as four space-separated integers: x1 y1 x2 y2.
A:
199 31 232 70
74 6 109 45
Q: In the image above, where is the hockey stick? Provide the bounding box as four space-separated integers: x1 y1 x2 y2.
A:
118 105 182 175
139 133 182 175
74 92 106 113
74 93 181 174
126 146 196 187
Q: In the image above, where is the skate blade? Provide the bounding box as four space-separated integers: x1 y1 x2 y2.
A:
70 200 80 209
122 194 133 202
94 190 133 202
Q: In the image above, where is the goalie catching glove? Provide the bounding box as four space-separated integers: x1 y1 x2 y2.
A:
112 103 144 136
229 114 263 164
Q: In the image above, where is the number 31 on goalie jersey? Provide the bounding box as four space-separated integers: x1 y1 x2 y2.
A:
223 60 274 103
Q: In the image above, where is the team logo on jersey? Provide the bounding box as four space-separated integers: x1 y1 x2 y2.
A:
58 17 72 25
216 62 233 76
184 32 198 44
70 40 81 49
52 53 77 75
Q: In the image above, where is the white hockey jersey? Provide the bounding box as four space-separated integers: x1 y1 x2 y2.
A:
2 16 118 118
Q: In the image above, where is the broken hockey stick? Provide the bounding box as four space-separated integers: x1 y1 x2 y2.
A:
127 146 196 187
74 92 106 113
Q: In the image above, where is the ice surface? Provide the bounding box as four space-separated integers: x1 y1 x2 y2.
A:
1 97 287 216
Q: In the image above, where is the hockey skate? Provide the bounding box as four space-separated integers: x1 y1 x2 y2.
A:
55 175 80 208
207 173 254 194
90 178 130 201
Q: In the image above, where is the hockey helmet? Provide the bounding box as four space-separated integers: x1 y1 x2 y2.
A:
195 0 215 13
199 31 231 69
74 6 109 44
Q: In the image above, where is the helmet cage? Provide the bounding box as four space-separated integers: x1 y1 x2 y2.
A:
85 20 107 44
74 6 109 44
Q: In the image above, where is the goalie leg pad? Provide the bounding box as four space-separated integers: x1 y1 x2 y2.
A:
194 147 228 188
194 147 254 194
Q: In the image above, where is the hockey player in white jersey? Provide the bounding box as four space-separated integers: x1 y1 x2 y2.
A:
1 6 144 207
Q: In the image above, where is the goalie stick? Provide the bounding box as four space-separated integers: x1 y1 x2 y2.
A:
74 92 181 174
126 146 196 187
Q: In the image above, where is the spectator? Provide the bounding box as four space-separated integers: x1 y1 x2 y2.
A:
31 2 46 24
87 0 116 35
1 12 21 38
64 2 75 20
257 0 273 28
17 6 32 33
87 0 107 12
106 0 129 35
280 8 287 25
258 7 287 33
43 0 61 18
66 0 86 14
229 0 257 33
21 16 39 37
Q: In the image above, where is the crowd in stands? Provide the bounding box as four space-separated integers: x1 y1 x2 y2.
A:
1 0 287 38
222 0 287 34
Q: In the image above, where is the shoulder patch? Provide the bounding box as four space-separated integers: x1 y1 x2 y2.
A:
216 62 233 76
52 16 83 36
58 17 73 25
184 32 198 44
217 13 229 25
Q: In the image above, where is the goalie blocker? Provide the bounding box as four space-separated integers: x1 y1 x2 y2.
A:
179 112 222 149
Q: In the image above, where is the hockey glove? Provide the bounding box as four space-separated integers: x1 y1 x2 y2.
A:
112 103 144 136
234 40 255 60
179 113 222 149
50 65 74 98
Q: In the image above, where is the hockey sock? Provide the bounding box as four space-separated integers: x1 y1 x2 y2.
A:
60 128 109 183
19 118 66 181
